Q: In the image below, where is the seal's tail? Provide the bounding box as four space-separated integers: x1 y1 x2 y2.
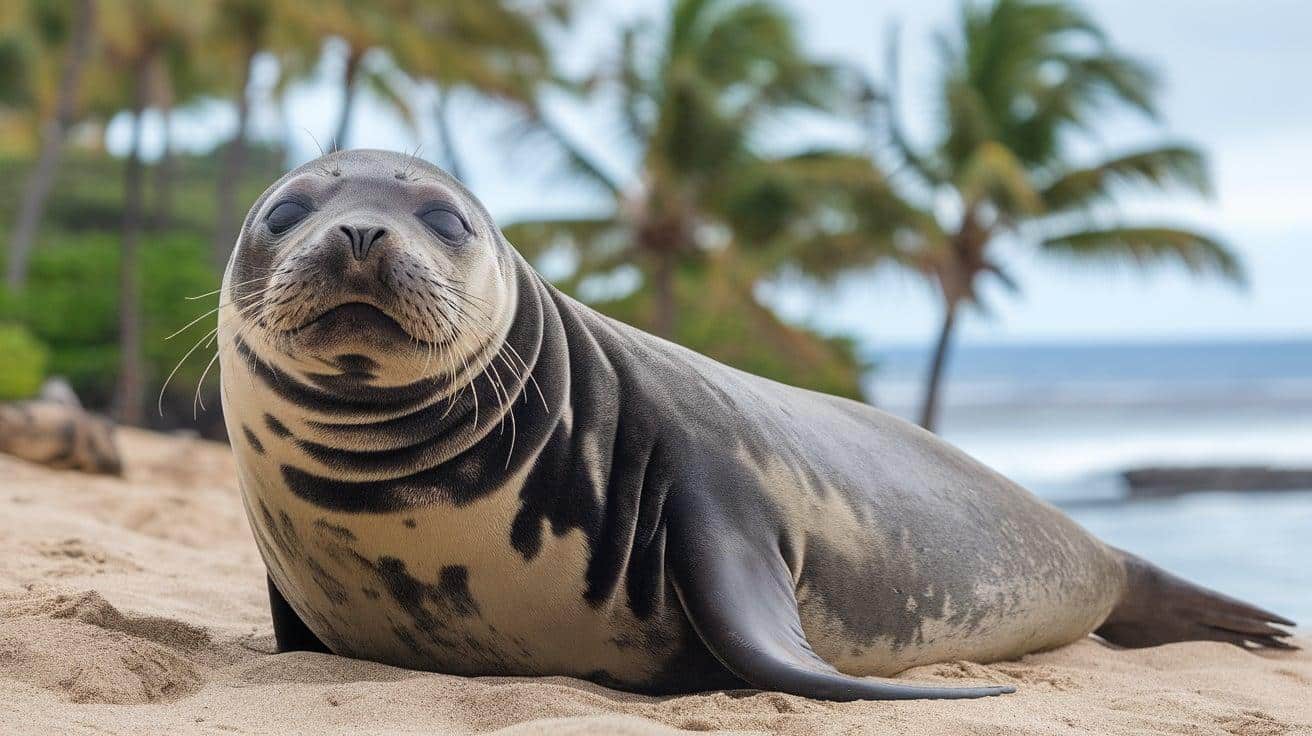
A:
1095 549 1297 650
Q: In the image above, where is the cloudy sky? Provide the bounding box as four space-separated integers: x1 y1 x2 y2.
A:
115 0 1312 349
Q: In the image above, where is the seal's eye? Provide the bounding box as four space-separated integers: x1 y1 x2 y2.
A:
419 208 469 243
267 201 312 235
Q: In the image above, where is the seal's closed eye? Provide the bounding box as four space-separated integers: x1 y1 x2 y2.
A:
418 207 469 244
268 200 313 235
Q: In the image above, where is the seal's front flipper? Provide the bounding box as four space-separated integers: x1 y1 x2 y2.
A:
268 575 332 654
666 520 1013 701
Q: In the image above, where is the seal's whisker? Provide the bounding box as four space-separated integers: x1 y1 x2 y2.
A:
439 344 465 417
482 357 509 433
192 348 221 418
499 340 547 412
306 127 326 159
185 272 271 300
444 279 495 307
157 325 219 417
445 286 496 314
495 349 530 407
165 306 225 341
458 348 479 428
165 283 283 341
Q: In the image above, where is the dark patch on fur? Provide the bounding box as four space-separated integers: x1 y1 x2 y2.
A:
242 425 265 454
436 566 478 617
306 557 350 604
335 354 378 372
258 500 302 561
356 554 481 620
313 519 356 541
265 414 292 438
403 518 417 528
391 623 424 653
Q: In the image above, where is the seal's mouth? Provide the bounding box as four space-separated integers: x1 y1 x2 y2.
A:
296 302 399 330
289 301 417 344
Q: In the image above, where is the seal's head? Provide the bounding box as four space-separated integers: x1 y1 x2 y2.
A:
222 149 514 382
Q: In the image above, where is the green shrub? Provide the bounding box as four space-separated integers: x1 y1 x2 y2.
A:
0 322 48 400
0 231 223 410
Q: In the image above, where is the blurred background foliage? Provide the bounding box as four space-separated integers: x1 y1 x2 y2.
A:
0 322 47 400
0 0 1237 438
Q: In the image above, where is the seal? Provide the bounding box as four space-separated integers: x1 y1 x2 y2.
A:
0 380 122 475
217 150 1295 701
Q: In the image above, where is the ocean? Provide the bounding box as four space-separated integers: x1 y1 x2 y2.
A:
866 339 1312 624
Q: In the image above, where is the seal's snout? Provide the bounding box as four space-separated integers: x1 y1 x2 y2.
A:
255 211 463 353
339 223 388 261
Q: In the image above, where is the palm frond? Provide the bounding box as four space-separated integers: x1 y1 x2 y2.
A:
720 149 942 278
520 104 625 197
1041 226 1245 284
879 23 945 185
957 140 1043 215
1041 145 1211 213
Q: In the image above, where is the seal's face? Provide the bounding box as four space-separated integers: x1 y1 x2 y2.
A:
225 150 513 383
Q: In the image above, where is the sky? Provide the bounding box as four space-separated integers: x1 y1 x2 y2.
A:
108 0 1312 349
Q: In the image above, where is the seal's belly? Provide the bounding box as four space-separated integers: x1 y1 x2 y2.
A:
239 467 688 687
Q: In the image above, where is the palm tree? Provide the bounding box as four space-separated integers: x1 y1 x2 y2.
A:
99 0 209 424
5 0 98 289
871 0 1242 431
507 0 849 338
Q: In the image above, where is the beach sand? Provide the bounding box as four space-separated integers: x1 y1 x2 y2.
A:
1 428 1308 735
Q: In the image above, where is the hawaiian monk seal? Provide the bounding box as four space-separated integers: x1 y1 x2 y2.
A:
217 149 1294 701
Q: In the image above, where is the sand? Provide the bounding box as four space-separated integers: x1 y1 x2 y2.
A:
1 428 1308 735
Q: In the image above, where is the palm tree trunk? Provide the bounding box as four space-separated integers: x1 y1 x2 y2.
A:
918 297 959 432
113 55 151 426
333 48 363 150
6 0 96 288
214 44 256 268
152 100 175 229
433 86 466 182
653 251 677 339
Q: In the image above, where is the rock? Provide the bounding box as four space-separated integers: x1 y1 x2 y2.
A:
1122 466 1312 498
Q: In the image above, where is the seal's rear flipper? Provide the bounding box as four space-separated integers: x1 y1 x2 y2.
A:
666 511 1014 700
1096 549 1297 650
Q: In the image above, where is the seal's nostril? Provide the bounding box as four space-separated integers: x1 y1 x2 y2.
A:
361 227 386 259
341 225 385 261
